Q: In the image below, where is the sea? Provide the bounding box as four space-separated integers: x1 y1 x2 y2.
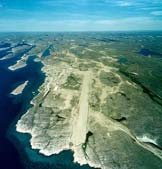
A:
0 50 45 168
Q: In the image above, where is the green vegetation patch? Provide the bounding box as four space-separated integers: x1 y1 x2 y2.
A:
99 71 120 86
70 96 79 107
63 73 81 90
89 91 101 111
101 82 162 148
79 62 97 71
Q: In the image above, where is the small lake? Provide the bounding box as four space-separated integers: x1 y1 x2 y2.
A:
138 48 162 58
117 57 128 63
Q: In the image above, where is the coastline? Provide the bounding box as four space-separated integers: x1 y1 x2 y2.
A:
8 56 94 169
11 81 29 95
5 32 162 169
8 54 29 70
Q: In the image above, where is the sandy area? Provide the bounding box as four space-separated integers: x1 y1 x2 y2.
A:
8 54 29 70
11 81 28 95
71 71 90 146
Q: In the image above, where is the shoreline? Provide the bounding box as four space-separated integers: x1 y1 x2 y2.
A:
8 54 29 70
8 56 93 169
0 47 46 169
11 81 29 95
10 32 162 169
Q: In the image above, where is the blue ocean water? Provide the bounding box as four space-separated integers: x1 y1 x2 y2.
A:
0 42 11 48
0 53 45 169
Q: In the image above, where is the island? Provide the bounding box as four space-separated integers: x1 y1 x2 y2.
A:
11 81 28 95
8 54 29 70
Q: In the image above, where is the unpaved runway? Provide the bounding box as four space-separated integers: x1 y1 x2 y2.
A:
71 72 90 146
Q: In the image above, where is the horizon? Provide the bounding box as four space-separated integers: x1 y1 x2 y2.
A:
0 0 162 31
1 30 162 33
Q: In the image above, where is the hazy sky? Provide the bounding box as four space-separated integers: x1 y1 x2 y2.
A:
0 0 162 31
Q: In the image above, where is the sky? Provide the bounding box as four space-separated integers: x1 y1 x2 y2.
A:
0 0 162 31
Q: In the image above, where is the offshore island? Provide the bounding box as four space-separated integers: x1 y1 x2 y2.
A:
7 32 162 169
11 81 29 96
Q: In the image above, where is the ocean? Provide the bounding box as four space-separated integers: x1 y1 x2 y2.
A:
0 53 45 169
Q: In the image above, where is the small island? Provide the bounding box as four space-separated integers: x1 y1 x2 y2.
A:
11 81 28 95
8 54 29 70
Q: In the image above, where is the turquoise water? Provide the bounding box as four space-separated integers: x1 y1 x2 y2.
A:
117 57 128 63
